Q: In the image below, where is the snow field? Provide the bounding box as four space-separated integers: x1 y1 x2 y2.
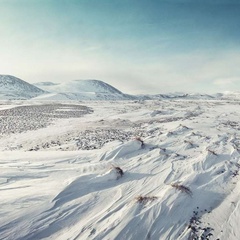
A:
0 99 240 239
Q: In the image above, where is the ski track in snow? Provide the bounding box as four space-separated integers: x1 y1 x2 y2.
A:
0 99 240 240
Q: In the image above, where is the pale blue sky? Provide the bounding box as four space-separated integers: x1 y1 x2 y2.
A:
1 0 240 93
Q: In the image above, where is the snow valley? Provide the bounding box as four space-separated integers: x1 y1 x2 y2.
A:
0 91 240 239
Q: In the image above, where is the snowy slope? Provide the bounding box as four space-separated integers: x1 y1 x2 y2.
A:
0 75 45 100
34 79 122 94
0 99 240 239
34 79 136 100
33 91 136 101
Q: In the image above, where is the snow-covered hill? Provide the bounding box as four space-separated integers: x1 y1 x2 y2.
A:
0 75 45 100
34 79 122 94
1 75 240 101
34 79 136 100
33 92 137 101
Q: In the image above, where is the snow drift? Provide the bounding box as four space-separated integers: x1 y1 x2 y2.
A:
1 99 240 239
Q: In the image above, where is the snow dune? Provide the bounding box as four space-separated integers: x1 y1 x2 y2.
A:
0 99 240 240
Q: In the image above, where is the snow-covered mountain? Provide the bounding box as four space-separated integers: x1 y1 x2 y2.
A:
34 79 122 94
35 80 222 101
33 79 136 100
0 75 46 100
1 75 240 101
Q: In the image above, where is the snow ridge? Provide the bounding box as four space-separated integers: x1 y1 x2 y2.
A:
1 100 240 239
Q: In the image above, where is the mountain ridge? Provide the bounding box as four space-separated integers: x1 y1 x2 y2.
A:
1 75 240 101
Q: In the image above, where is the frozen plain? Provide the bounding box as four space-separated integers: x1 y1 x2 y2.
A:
0 99 240 240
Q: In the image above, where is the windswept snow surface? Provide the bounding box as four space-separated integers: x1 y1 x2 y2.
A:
0 99 240 240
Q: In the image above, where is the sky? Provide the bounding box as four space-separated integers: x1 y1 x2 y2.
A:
1 0 240 94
